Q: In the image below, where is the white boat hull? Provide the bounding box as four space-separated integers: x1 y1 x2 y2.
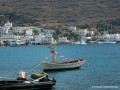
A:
41 60 85 71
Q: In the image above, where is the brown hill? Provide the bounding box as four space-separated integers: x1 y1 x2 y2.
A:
0 0 120 31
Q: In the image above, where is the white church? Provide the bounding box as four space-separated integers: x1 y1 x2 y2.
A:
0 21 12 34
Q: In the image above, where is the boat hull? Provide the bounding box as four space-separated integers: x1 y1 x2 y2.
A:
41 60 85 71
0 80 55 90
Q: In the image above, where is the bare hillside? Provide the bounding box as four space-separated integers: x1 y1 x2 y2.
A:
0 0 120 30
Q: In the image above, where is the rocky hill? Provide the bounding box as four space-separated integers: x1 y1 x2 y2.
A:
0 0 120 32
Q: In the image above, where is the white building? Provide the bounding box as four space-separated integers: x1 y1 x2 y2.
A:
33 35 43 44
110 34 120 41
42 29 56 34
0 21 12 34
0 34 25 45
13 27 26 35
42 34 55 44
68 27 88 37
58 37 69 44
25 29 33 36
24 35 42 45
13 26 42 35
23 36 34 44
23 34 56 45
76 29 88 37
68 26 77 33
4 21 12 28
0 34 15 41
96 34 120 43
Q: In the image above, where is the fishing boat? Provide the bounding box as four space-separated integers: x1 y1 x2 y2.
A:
0 70 56 90
41 46 85 71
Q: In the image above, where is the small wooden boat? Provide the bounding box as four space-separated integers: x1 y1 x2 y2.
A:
41 46 85 71
42 59 85 71
31 73 47 79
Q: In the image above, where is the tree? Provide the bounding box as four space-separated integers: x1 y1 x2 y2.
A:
33 29 39 35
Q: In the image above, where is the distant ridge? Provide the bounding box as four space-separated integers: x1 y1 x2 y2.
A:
0 0 120 31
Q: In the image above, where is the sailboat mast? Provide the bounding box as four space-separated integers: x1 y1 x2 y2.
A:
50 47 57 63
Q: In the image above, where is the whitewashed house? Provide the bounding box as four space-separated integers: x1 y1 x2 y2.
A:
13 26 42 35
25 29 33 36
23 36 34 44
42 34 55 44
68 26 77 33
13 27 26 35
58 37 69 44
0 34 25 45
76 29 88 37
13 27 22 34
33 35 43 44
110 34 120 41
0 34 15 41
96 33 120 43
23 33 56 45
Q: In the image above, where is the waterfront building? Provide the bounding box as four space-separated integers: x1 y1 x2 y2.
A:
42 34 56 44
33 35 43 44
23 35 34 45
58 37 69 44
96 33 120 43
23 33 56 45
0 34 25 45
110 34 120 41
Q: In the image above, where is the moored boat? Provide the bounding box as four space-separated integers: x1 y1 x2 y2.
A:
42 59 85 71
41 46 85 71
0 78 56 90
0 70 56 90
31 73 47 79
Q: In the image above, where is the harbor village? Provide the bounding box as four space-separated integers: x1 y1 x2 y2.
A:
0 21 120 46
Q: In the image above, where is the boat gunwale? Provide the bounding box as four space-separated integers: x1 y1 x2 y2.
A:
42 59 85 65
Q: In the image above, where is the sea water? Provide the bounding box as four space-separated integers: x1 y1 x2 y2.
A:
0 44 120 90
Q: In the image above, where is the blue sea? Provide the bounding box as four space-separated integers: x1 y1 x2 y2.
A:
0 44 120 90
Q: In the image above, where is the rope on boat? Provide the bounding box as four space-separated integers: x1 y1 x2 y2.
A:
27 56 50 74
28 64 41 73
